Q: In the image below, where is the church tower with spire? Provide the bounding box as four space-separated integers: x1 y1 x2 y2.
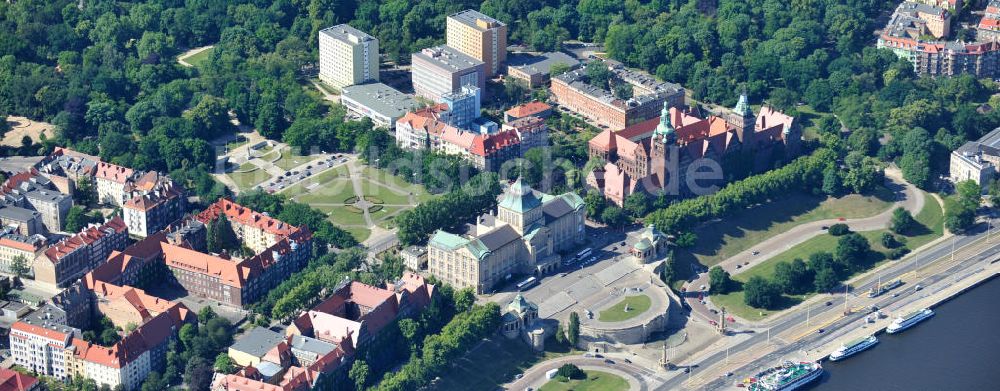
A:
651 101 675 189
727 90 755 142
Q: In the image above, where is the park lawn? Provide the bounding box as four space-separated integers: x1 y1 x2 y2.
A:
361 166 434 200
685 187 896 267
228 163 267 190
598 295 652 322
274 148 319 170
539 371 629 391
431 337 579 391
327 206 368 227
363 182 411 205
183 46 213 68
286 179 356 204
343 226 370 242
714 191 945 321
226 135 248 150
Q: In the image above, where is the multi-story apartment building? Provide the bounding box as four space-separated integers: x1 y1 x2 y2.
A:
213 273 435 391
979 1 1000 42
411 45 485 103
879 1 1000 77
0 206 44 236
586 94 801 205
34 217 128 287
318 24 379 89
395 106 525 172
446 10 507 77
0 170 72 232
550 64 685 131
0 226 46 276
94 162 135 207
504 101 553 122
503 116 550 155
89 199 312 308
427 179 584 293
121 172 185 238
9 280 193 391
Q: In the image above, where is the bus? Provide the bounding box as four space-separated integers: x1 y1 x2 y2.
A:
516 277 538 291
575 248 593 262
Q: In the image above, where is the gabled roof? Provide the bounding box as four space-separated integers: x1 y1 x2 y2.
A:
0 367 38 391
505 102 552 118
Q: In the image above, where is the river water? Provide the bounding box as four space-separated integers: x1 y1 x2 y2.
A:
811 276 1000 390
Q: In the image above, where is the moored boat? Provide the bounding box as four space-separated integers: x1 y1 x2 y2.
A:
747 361 823 391
886 308 934 334
828 335 878 361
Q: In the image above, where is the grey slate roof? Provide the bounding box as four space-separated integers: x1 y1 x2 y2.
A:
230 327 285 357
479 224 521 251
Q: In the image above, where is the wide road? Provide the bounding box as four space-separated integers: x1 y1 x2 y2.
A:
505 353 667 391
659 221 999 390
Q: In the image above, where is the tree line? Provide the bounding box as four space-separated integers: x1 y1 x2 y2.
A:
396 172 503 246
236 190 358 249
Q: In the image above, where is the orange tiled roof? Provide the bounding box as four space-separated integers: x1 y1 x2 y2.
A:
504 101 551 118
0 367 38 391
195 199 301 237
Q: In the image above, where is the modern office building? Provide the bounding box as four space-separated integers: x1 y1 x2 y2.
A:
411 45 485 102
440 85 481 128
318 24 379 89
427 179 585 293
446 10 507 77
340 82 420 129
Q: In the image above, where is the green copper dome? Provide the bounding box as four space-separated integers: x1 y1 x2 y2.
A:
654 101 675 142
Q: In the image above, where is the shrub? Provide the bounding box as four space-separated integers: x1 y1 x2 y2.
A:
827 223 851 236
888 247 910 260
555 364 586 380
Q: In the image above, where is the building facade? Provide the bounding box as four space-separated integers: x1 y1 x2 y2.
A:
411 45 485 103
879 1 1000 77
121 174 185 238
318 24 379 89
394 106 526 172
34 217 128 287
507 52 580 88
949 127 1000 189
440 85 481 128
550 66 685 131
587 94 801 205
427 179 585 293
446 10 507 77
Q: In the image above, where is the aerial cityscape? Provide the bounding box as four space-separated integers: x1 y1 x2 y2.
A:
0 1 999 391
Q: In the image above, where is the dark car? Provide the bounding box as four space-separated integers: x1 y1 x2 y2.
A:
825 301 832 306
594 354 604 358
604 359 615 364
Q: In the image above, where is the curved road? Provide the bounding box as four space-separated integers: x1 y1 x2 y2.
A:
683 168 926 325
505 354 666 391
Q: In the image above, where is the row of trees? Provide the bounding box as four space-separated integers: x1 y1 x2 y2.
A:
251 249 367 321
396 172 503 245
373 302 501 391
646 148 834 233
945 180 980 233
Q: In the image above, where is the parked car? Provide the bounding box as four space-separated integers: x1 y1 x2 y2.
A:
604 359 615 364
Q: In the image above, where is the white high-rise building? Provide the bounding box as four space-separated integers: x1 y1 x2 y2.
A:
318 24 379 89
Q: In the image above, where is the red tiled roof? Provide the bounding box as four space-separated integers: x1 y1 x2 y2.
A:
0 367 38 391
42 217 126 263
0 169 40 196
10 322 69 342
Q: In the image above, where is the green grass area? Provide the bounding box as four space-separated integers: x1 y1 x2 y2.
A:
712 191 944 321
274 148 319 170
228 163 268 190
539 371 629 391
682 187 896 268
343 226 370 242
363 182 411 205
286 178 356 205
360 166 435 202
328 205 368 226
431 337 579 391
183 46 213 68
311 78 339 95
598 295 652 322
794 104 829 141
